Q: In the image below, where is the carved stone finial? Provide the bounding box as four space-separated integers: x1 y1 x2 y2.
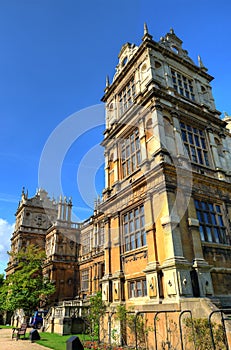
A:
170 28 174 34
142 22 153 41
198 55 208 71
106 75 110 88
144 22 148 35
21 187 28 200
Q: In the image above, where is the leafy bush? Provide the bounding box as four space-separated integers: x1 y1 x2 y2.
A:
184 317 227 350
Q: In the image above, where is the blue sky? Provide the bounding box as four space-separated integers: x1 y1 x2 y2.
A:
0 0 231 273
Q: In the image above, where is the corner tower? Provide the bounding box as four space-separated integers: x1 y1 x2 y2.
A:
99 24 231 308
6 188 57 275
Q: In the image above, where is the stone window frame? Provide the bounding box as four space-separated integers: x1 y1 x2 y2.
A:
121 128 141 179
171 68 195 101
122 204 146 252
180 121 210 167
128 278 147 298
118 77 136 117
81 269 89 291
194 199 229 245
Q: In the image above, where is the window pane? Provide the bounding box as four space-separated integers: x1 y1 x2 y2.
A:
197 149 203 164
206 227 212 242
135 217 140 229
143 280 147 296
195 135 200 146
204 213 211 224
211 214 217 225
218 215 224 226
182 130 187 142
129 222 134 233
188 133 193 144
204 152 209 166
142 231 147 246
220 229 227 244
130 282 135 298
199 226 205 241
201 138 206 149
201 202 207 210
208 203 214 211
137 281 142 296
125 237 129 251
136 231 141 247
213 227 220 243
130 234 135 250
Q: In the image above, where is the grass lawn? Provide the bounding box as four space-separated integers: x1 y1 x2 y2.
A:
35 332 91 350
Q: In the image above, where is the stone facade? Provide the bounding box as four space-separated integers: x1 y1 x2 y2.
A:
6 25 231 334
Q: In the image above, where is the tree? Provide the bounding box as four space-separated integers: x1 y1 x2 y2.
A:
0 274 4 287
0 245 55 315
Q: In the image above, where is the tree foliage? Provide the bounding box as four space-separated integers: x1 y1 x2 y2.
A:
0 245 55 315
84 291 106 340
0 274 4 287
114 305 152 348
184 317 227 350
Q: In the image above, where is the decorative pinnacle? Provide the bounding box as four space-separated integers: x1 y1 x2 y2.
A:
106 75 110 88
198 55 208 71
144 22 149 35
170 28 175 34
142 22 153 41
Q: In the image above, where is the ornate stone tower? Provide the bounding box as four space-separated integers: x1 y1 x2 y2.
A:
43 197 80 302
97 24 231 308
6 190 80 302
6 188 57 275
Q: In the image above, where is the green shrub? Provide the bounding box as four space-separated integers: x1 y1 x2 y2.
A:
184 317 227 350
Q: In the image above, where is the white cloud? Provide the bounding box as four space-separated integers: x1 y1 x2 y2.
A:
0 218 14 274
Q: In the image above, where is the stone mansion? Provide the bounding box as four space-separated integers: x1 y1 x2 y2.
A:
6 25 231 322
